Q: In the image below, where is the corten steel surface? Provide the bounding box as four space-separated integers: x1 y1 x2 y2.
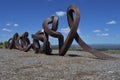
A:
43 5 113 59
32 30 45 53
43 16 64 53
7 33 19 49
32 30 52 54
59 5 113 59
31 31 41 53
7 5 114 59
15 32 31 52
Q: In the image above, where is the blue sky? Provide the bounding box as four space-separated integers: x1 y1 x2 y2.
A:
0 0 120 45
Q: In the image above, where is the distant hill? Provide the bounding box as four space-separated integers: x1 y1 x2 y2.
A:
90 44 120 50
51 44 120 50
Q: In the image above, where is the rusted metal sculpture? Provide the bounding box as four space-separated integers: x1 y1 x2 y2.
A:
43 16 64 53
15 32 31 52
7 5 114 59
31 31 41 53
65 5 113 59
32 30 52 54
7 33 19 49
43 5 113 59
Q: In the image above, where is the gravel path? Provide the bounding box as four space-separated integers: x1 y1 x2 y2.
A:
0 49 120 80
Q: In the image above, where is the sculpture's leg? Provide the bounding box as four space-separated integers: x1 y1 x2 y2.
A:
32 39 41 53
7 38 13 49
59 5 80 56
15 32 32 52
75 33 114 59
15 38 23 50
43 16 64 54
7 33 19 49
23 38 32 52
59 5 114 59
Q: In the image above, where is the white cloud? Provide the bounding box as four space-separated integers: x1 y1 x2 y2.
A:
77 28 80 34
60 27 70 34
93 29 101 33
106 20 116 25
49 36 56 40
6 23 11 26
13 23 19 27
101 33 109 36
60 27 80 34
56 11 66 17
6 23 19 27
97 33 109 37
2 28 12 32
41 29 44 32
104 28 109 31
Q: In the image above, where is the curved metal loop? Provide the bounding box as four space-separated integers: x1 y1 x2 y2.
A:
43 16 64 52
7 38 13 49
32 30 52 54
60 5 113 59
15 32 31 52
43 16 62 37
7 5 114 59
59 5 80 56
32 30 44 53
7 33 19 49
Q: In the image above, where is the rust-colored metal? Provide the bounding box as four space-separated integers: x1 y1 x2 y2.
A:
32 30 44 53
32 30 52 54
7 5 114 59
43 16 64 53
15 32 31 52
7 33 19 49
59 5 80 56
59 5 113 59
42 5 113 59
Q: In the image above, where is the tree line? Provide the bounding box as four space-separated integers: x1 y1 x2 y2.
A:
0 41 8 48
